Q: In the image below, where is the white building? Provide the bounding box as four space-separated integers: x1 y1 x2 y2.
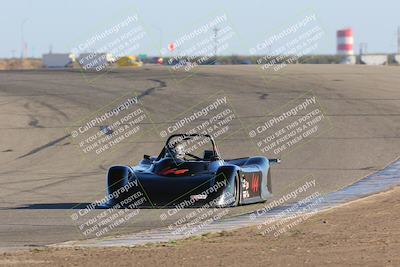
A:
42 53 75 68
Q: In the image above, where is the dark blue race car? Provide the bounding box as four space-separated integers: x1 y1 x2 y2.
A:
104 134 280 208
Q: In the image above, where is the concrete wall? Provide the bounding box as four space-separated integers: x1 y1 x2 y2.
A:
394 54 400 64
360 55 387 65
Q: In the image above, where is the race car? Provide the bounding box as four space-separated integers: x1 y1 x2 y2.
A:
103 134 280 208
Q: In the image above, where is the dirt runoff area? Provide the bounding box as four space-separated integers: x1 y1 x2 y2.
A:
1 186 400 267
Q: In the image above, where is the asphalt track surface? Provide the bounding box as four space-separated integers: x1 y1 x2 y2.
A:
0 65 399 250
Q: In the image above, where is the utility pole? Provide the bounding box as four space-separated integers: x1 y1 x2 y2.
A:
359 42 368 55
213 27 219 61
152 25 163 57
358 42 367 65
397 26 400 54
20 19 28 59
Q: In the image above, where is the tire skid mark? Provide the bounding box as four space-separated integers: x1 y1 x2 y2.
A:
16 134 70 159
15 78 167 160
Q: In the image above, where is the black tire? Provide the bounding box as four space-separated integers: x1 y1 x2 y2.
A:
267 169 272 194
107 166 131 206
231 173 240 207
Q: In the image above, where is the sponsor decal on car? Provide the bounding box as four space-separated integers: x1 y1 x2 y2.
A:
251 173 260 193
159 167 189 175
190 194 208 200
242 172 262 198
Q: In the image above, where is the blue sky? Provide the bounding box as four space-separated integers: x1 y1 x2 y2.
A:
1 0 399 58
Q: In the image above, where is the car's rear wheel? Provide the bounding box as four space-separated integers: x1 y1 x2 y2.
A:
231 173 240 207
267 169 272 194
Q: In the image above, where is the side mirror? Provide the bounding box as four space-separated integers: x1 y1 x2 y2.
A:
143 154 151 160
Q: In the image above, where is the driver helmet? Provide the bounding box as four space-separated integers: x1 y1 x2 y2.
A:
172 142 186 159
